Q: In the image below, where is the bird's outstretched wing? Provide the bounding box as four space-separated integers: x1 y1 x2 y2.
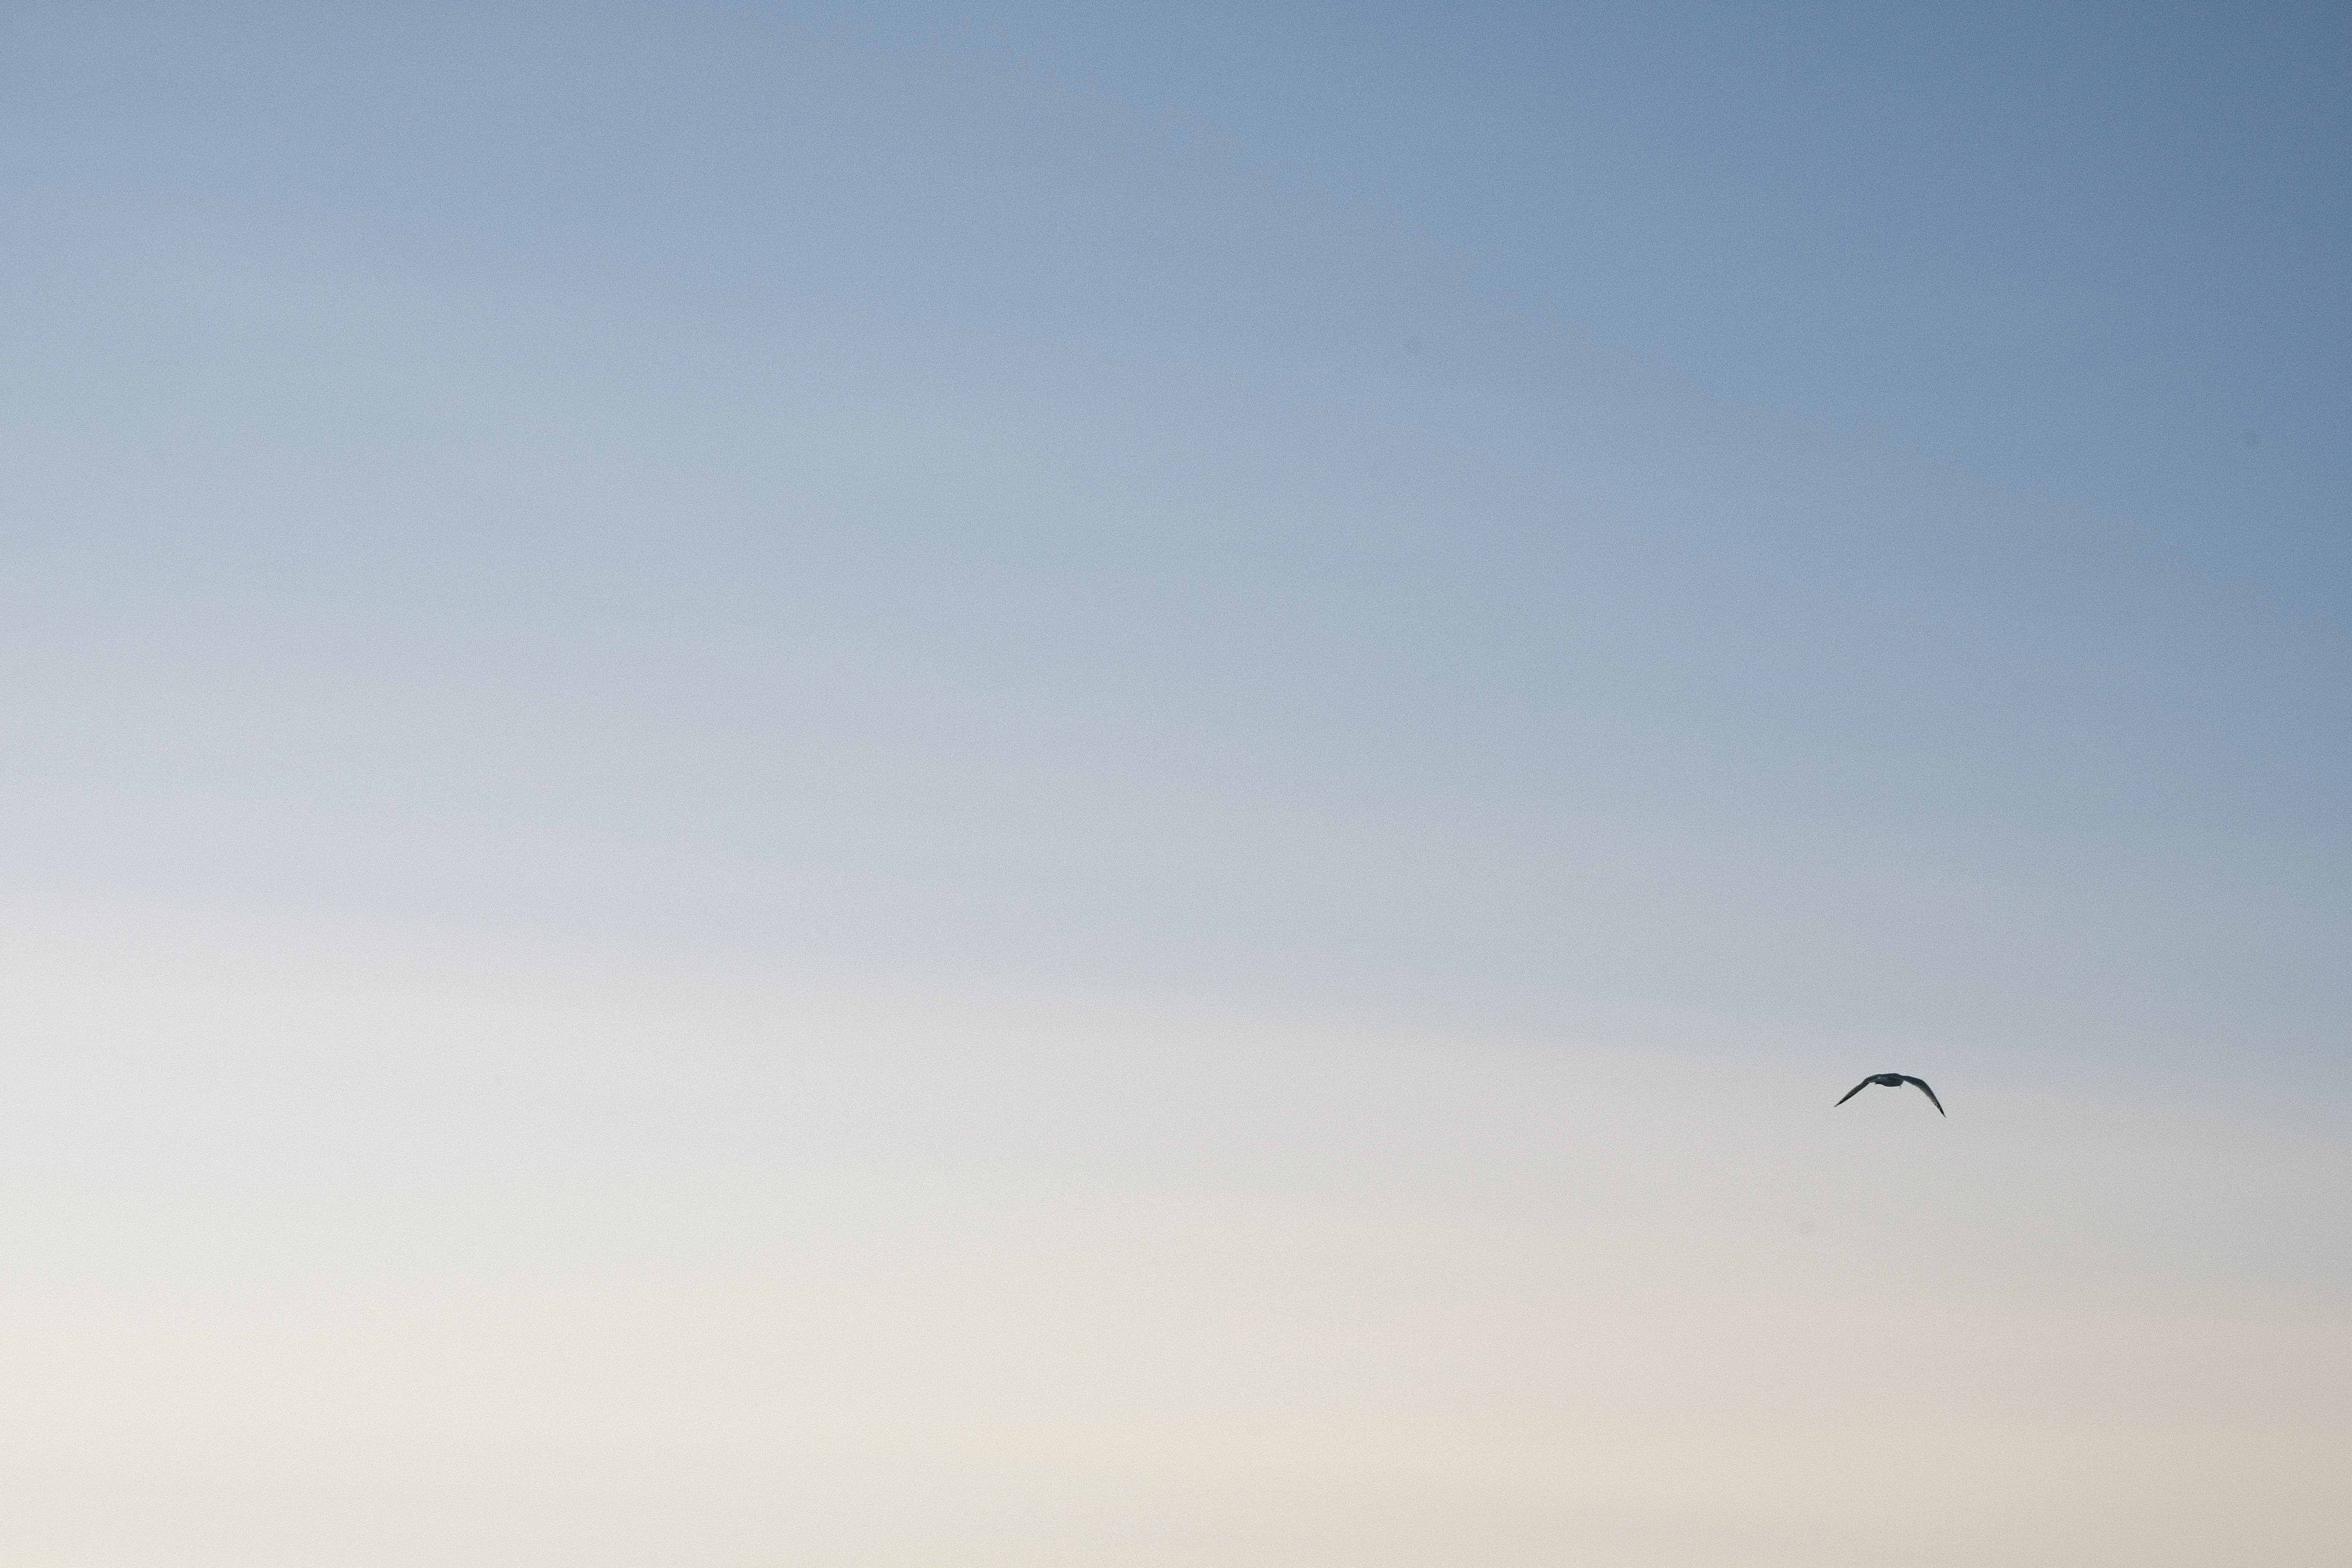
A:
1834 1078 1875 1106
1901 1076 1946 1115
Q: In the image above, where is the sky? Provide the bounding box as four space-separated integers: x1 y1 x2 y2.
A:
2 3 2348 1563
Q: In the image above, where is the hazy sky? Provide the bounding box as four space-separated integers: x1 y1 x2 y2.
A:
3 5 2348 1564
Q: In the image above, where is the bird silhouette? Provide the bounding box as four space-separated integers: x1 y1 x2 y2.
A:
1835 1073 1944 1115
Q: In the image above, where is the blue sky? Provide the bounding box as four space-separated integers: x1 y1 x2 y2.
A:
2 5 2348 1563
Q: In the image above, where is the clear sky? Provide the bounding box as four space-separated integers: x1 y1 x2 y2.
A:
3 4 2348 1564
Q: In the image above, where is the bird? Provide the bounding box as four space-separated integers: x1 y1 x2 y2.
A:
1835 1073 1945 1115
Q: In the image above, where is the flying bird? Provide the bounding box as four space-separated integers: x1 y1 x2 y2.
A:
1835 1073 1945 1115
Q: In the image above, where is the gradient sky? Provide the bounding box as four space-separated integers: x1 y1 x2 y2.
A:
3 5 2349 1565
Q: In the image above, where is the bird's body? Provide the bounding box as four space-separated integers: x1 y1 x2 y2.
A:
1835 1072 1945 1114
